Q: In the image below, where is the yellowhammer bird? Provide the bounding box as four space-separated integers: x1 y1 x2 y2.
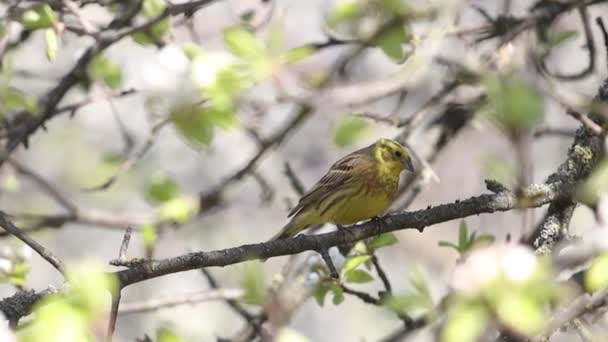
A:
269 138 414 241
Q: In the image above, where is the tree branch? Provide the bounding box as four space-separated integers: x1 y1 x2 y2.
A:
116 181 569 287
0 212 65 275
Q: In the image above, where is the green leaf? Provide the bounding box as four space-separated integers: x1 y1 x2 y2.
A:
19 298 88 342
577 158 608 207
458 220 468 251
223 26 265 60
408 266 431 299
159 196 197 224
182 43 205 60
131 17 171 45
1 88 38 113
495 292 545 336
441 302 488 342
141 224 157 252
241 262 267 305
385 293 431 314
19 4 57 30
131 1 170 47
483 75 544 130
44 29 58 62
369 232 399 249
9 263 29 286
342 255 372 275
328 0 362 26
66 262 119 315
481 155 515 186
334 116 368 147
157 328 186 342
375 24 409 62
313 282 330 306
437 241 460 252
171 103 214 146
88 55 122 89
585 253 608 292
141 0 166 17
283 46 316 64
146 174 179 204
547 30 578 47
329 282 344 305
472 234 495 247
345 269 374 283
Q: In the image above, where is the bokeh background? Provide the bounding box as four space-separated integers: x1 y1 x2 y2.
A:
2 0 608 341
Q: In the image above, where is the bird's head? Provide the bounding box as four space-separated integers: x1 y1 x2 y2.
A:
373 138 415 174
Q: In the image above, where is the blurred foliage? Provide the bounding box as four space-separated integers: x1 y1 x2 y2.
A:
577 158 608 207
385 267 433 316
585 253 608 292
442 247 560 341
334 116 369 147
146 174 180 204
44 28 58 62
0 55 38 117
156 328 186 342
87 55 123 89
240 262 267 305
368 232 399 250
19 262 118 342
438 221 495 254
482 75 544 131
18 4 57 30
481 155 516 186
131 0 171 46
0 244 32 287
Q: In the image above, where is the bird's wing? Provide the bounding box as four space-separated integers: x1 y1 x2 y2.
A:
287 153 373 217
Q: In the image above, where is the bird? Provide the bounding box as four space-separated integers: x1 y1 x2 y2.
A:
268 138 415 241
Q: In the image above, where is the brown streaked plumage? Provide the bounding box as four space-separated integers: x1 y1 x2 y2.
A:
268 138 414 241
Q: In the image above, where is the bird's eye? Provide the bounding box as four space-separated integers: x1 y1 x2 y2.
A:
394 151 402 158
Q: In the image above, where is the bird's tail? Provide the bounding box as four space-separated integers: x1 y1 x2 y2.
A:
261 218 306 262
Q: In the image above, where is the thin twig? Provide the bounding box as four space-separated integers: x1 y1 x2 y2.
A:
106 290 122 342
0 212 65 275
8 159 78 213
533 127 577 138
61 0 99 36
372 255 392 294
283 162 305 196
118 289 244 315
341 285 380 305
539 4 596 80
566 109 603 135
118 227 132 261
84 119 169 192
201 269 261 331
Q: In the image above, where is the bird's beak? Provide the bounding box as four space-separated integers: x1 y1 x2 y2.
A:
404 158 415 173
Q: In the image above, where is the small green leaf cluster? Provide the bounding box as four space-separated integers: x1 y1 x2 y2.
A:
140 173 197 256
131 0 172 46
384 266 434 317
240 262 267 305
19 262 118 342
16 4 59 62
327 0 421 62
0 244 32 287
481 75 544 132
442 245 559 342
0 56 38 117
313 233 399 306
438 221 495 254
334 116 369 147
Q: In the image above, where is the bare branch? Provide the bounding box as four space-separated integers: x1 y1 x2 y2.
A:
118 289 244 315
0 212 65 275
